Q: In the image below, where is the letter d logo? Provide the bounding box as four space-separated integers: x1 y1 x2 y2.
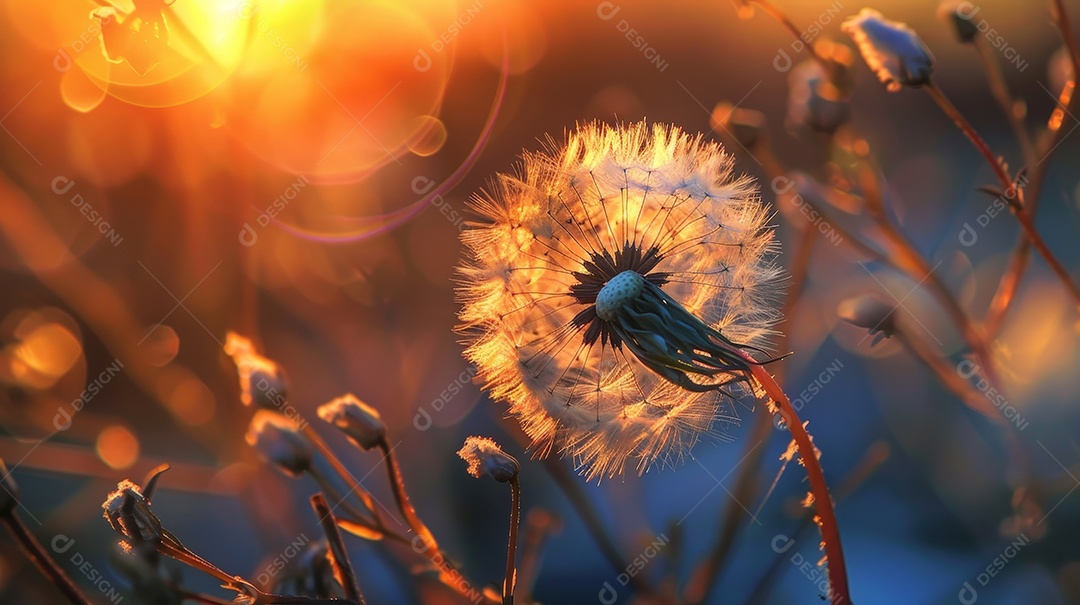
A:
598 581 618 604
958 581 978 604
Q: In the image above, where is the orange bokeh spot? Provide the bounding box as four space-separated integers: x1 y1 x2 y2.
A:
97 424 140 470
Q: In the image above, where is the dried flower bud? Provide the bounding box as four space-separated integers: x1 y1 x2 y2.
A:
103 480 165 549
0 459 19 516
458 436 519 483
937 1 979 44
787 59 851 134
711 102 767 149
224 332 290 411
246 411 313 477
842 9 935 91
317 394 386 451
837 295 897 345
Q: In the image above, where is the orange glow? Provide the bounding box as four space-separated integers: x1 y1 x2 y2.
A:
166 376 216 426
5 312 84 390
96 424 140 469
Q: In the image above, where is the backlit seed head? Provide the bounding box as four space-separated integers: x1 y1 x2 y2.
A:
457 121 782 480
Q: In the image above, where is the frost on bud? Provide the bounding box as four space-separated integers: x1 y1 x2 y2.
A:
224 332 289 411
837 295 897 345
246 411 313 477
103 480 165 551
458 436 519 483
0 459 19 516
937 1 978 44
842 9 935 91
317 394 386 451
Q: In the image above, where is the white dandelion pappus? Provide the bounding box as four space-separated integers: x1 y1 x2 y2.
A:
457 122 784 481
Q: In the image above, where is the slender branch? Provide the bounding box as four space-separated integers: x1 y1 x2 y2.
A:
925 81 1080 305
985 0 1080 335
376 439 497 603
302 425 386 530
310 494 366 604
748 0 832 73
1 513 93 605
503 478 521 605
855 162 1006 401
971 38 1036 166
744 360 851 605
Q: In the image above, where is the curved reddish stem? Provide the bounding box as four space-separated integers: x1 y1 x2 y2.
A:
743 358 852 605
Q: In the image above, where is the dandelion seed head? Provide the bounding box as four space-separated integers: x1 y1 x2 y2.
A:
458 121 783 481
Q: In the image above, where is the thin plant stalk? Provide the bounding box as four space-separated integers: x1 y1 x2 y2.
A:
971 37 1037 166
1 512 93 605
310 494 366 604
985 0 1080 335
375 438 498 603
924 81 1080 305
503 477 521 605
302 425 386 530
747 0 832 74
855 162 1006 396
743 358 851 605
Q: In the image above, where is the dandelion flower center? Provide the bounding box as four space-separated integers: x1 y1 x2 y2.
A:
457 121 783 480
595 271 645 321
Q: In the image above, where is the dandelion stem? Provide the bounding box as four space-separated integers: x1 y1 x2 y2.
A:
744 442 888 605
503 477 521 605
1 512 93 605
743 359 851 605
310 493 366 604
686 226 817 605
377 439 438 554
924 81 1080 306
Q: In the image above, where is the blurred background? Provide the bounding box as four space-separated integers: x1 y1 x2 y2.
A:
1 0 1079 603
